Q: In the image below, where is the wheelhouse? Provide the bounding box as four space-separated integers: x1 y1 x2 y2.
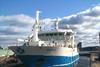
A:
38 30 75 47
38 32 64 41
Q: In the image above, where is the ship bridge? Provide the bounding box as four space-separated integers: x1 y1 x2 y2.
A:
38 29 75 47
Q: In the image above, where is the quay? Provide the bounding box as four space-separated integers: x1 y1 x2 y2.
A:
78 46 100 67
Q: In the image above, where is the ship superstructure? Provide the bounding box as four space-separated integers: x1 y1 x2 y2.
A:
9 11 79 67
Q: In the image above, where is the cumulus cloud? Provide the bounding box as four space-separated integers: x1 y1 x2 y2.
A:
0 14 35 47
0 14 35 35
0 5 100 47
60 5 100 47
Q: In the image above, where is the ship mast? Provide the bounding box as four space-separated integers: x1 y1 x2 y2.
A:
55 17 60 30
32 11 40 42
99 32 100 46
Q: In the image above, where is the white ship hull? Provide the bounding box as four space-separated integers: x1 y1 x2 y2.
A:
9 46 79 67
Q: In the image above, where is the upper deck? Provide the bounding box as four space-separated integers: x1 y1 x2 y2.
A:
38 29 74 41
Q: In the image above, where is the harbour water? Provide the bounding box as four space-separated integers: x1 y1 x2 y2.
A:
0 55 100 67
0 49 100 67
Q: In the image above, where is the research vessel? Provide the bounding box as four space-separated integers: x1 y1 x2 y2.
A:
9 11 79 67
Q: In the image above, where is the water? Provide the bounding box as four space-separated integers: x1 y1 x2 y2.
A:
77 56 90 67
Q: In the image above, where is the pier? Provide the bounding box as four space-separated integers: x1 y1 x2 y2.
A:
78 46 100 67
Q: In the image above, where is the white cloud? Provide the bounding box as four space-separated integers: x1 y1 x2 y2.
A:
0 14 35 35
0 5 100 47
60 5 100 47
0 14 56 47
0 14 35 47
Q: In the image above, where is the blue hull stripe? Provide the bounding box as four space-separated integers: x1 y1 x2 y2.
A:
18 55 79 67
53 57 79 67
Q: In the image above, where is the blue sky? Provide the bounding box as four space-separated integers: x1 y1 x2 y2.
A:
0 0 100 18
0 0 100 47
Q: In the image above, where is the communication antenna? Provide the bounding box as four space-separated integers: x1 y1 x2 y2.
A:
36 11 41 24
55 17 60 30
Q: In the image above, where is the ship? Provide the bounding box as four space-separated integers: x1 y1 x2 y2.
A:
8 11 79 67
